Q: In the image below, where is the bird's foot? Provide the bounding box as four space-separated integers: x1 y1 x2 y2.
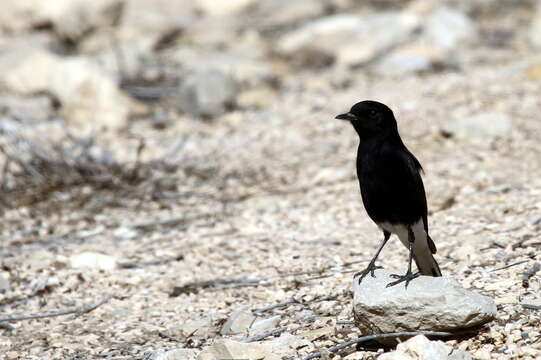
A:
354 263 383 284
386 271 420 288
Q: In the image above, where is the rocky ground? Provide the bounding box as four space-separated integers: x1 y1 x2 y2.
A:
1 0 541 359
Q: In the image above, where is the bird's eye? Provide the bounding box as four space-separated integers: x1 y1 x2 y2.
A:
369 109 377 117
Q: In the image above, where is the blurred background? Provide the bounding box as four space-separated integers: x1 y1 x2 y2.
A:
1 0 541 358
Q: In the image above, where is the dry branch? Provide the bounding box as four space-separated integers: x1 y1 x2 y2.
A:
512 234 535 250
254 300 299 314
490 260 529 272
0 130 149 207
118 254 185 269
0 126 213 210
0 296 111 323
170 278 267 297
133 214 213 232
273 260 368 280
239 327 290 342
521 303 541 310
301 329 481 360
254 294 341 314
169 271 351 298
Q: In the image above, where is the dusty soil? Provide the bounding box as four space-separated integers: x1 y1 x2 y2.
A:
2 63 541 359
1 1 541 359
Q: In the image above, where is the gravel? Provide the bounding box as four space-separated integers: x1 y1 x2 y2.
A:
1 0 541 359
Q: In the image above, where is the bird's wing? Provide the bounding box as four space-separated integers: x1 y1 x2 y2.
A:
378 144 429 226
404 151 437 254
382 146 438 254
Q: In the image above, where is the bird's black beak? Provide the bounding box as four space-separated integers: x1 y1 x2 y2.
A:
335 112 357 121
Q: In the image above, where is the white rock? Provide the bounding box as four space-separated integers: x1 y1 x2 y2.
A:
0 95 54 124
144 349 198 360
172 49 274 87
0 48 132 130
530 3 541 50
121 0 196 34
0 272 10 293
252 0 326 30
26 251 56 271
440 112 512 141
70 252 117 270
0 0 74 32
452 245 479 262
198 334 310 360
379 335 473 360
0 49 59 94
335 12 420 67
376 5 474 72
221 310 256 335
311 167 352 185
353 269 496 344
196 0 255 16
169 318 215 338
79 28 155 81
198 339 268 360
298 326 335 341
278 14 363 55
50 57 132 130
177 69 237 117
53 0 123 41
375 44 444 74
266 334 312 356
293 309 315 321
249 315 281 335
277 12 420 67
112 227 139 241
237 87 278 109
179 15 245 50
420 7 477 51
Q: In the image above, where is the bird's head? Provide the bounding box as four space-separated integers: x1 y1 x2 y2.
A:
335 100 398 139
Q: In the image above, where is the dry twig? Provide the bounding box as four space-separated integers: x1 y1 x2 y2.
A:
301 329 480 360
273 260 368 280
0 130 150 207
0 296 112 323
118 254 185 269
254 294 341 314
170 278 267 297
490 260 529 272
253 300 299 314
521 303 541 310
133 214 213 232
512 234 535 250
239 327 290 342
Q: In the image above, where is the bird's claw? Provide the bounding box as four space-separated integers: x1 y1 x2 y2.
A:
354 264 383 284
386 271 420 288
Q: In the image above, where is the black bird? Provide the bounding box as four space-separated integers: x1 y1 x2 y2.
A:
336 100 441 287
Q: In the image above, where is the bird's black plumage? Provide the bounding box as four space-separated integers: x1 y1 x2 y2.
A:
336 100 441 287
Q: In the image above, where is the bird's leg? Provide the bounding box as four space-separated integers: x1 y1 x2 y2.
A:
387 226 420 288
355 231 391 284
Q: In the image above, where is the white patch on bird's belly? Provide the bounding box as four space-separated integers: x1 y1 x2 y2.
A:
378 218 428 250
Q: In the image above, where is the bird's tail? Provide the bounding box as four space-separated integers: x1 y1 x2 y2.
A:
394 221 442 277
413 234 442 277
